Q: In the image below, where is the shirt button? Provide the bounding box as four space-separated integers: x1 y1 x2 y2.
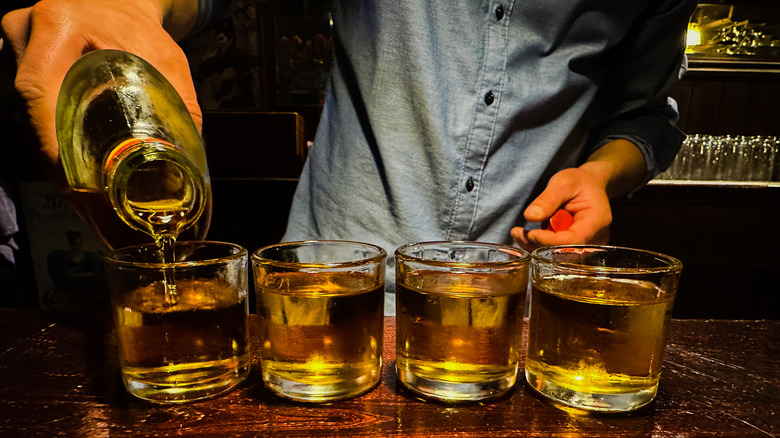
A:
465 177 475 192
484 90 495 106
496 5 504 21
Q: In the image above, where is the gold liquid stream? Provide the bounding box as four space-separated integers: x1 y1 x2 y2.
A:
157 234 178 306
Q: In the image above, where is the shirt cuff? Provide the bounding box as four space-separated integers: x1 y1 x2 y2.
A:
187 0 239 38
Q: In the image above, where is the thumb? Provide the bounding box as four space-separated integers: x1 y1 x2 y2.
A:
524 192 568 223
524 168 580 222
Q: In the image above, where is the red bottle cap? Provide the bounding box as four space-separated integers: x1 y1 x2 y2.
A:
545 209 573 232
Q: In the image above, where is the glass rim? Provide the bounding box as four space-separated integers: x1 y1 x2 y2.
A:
251 239 387 269
531 244 682 274
395 240 530 268
104 240 247 269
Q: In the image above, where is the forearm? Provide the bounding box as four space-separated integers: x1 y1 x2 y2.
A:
579 139 645 200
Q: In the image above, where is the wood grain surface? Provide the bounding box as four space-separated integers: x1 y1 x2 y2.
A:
0 310 777 437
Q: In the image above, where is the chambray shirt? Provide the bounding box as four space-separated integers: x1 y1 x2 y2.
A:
278 0 695 313
192 0 694 313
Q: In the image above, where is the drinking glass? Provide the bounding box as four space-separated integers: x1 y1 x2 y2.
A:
104 241 250 403
395 241 529 402
526 245 682 412
688 134 710 180
749 136 777 181
252 240 386 402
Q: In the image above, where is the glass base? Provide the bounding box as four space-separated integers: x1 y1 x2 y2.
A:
124 364 249 404
525 368 657 413
397 365 516 402
263 372 380 403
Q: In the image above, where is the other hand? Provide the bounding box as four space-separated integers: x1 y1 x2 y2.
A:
511 138 646 251
511 165 612 251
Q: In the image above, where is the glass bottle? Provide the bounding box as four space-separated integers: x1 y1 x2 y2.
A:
56 49 211 250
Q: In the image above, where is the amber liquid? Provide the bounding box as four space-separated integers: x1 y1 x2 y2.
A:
256 271 384 402
525 275 673 408
396 271 526 401
114 278 250 402
114 149 210 303
68 188 211 251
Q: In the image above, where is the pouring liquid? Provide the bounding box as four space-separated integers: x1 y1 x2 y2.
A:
112 144 209 306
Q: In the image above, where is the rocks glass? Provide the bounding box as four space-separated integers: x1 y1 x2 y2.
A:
395 241 530 402
252 240 386 402
104 241 250 403
526 245 682 412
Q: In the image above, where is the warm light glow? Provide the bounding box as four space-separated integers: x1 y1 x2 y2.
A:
306 355 329 374
686 23 702 48
438 361 465 372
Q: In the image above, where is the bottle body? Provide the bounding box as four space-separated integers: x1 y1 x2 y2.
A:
57 50 211 249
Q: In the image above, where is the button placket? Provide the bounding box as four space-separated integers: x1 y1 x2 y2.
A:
447 1 514 239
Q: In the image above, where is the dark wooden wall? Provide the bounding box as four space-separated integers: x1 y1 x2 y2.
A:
673 69 780 137
202 111 306 253
610 184 779 320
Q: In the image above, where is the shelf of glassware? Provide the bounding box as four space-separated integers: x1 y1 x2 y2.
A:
648 179 780 188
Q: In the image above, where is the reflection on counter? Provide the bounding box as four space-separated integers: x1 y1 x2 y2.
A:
655 134 778 183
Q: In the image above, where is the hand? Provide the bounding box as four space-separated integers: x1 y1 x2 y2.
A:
511 138 646 251
1 0 201 192
510 165 612 250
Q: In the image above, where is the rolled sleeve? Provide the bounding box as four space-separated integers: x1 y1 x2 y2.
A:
187 0 240 38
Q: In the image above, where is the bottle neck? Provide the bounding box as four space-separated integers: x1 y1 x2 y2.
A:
103 137 170 176
104 138 208 239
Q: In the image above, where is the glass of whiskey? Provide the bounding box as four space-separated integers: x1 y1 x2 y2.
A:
252 240 387 402
104 241 250 403
526 245 682 412
395 241 530 402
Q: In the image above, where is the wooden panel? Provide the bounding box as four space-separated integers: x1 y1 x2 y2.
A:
208 178 298 253
745 79 780 135
201 111 306 254
679 78 725 135
610 184 780 319
716 80 753 134
673 72 780 136
202 110 306 179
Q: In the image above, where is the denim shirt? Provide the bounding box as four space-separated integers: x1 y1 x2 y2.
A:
277 0 695 313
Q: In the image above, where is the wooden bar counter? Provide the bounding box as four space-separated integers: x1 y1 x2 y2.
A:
0 309 777 437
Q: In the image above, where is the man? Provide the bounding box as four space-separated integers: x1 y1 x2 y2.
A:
2 0 696 312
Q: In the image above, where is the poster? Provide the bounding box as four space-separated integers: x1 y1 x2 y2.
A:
19 181 108 311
